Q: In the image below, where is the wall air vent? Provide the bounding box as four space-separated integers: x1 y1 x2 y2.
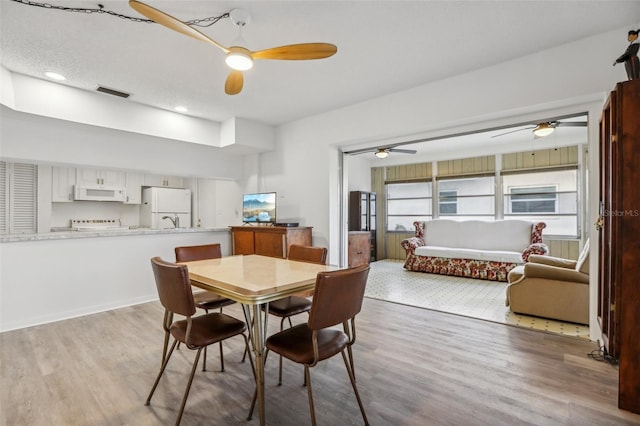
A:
96 86 130 98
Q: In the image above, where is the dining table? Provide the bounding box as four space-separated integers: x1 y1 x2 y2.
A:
183 254 339 426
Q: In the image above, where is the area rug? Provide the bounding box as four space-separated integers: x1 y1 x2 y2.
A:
366 259 590 340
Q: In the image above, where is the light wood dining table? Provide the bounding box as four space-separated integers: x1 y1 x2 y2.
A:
183 254 339 426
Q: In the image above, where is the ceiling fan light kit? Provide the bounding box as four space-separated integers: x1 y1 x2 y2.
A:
129 0 337 95
533 122 555 138
375 149 389 159
368 147 417 158
225 49 254 71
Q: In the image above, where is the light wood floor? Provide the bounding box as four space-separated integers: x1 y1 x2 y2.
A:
2 298 639 426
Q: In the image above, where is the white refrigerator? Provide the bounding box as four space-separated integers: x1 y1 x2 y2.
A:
140 187 191 229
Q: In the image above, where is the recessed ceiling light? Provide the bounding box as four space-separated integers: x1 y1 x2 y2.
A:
174 106 188 113
45 72 66 81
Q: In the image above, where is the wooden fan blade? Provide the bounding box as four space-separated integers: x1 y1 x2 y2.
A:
225 70 244 95
251 43 337 60
129 0 229 53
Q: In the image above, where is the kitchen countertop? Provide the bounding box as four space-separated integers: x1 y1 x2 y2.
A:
0 227 231 243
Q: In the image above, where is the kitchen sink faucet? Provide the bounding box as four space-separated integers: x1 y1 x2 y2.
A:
162 215 179 228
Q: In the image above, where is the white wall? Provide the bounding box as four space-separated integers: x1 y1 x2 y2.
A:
348 155 373 193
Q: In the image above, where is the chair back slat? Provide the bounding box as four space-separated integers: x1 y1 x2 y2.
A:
307 265 369 330
150 257 196 317
175 243 222 262
288 244 327 265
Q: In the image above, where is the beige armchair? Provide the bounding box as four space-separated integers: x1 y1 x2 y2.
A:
505 240 590 325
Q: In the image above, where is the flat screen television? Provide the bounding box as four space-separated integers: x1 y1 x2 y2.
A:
243 192 276 224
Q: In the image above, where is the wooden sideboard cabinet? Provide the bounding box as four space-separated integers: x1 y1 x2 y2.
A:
230 226 312 258
597 79 640 414
348 231 371 267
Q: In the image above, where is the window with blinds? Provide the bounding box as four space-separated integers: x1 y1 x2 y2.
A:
0 161 37 234
381 146 582 236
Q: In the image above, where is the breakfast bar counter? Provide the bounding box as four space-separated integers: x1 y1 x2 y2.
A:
0 227 232 332
0 227 230 243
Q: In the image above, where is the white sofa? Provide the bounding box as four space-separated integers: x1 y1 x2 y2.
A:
401 219 548 281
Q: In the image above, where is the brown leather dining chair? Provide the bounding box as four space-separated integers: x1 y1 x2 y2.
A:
266 245 327 327
249 265 371 425
147 257 253 426
174 243 237 372
264 244 327 384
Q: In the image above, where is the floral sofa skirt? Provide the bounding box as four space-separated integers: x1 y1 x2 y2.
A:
403 254 518 282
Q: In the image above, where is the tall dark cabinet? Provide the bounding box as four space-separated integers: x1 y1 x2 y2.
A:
349 191 376 262
597 79 640 414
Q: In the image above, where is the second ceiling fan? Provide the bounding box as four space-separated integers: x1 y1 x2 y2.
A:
492 120 587 139
129 0 337 95
372 148 417 159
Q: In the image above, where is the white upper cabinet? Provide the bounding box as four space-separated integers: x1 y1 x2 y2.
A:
76 168 125 187
143 174 183 188
51 166 76 202
124 172 143 204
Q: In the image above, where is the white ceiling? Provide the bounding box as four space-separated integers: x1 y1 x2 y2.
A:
2 0 639 131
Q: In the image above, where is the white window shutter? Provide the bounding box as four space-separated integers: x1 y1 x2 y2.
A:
0 162 7 233
10 163 37 234
0 162 37 235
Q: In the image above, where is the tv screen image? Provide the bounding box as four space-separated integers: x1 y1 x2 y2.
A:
243 192 276 224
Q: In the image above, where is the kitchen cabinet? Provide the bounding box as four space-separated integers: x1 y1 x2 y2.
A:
76 168 124 187
51 166 76 202
124 172 143 204
597 80 640 414
230 226 312 258
144 174 183 188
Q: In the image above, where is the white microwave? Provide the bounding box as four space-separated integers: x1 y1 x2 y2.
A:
73 185 127 202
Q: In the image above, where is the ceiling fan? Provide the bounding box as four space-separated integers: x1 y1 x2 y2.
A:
129 0 337 95
371 148 418 159
491 120 587 139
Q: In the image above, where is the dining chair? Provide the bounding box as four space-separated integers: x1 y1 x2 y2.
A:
174 243 237 372
249 265 370 425
147 257 253 426
266 245 327 327
264 244 327 385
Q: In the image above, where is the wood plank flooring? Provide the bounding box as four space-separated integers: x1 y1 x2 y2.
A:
2 298 639 425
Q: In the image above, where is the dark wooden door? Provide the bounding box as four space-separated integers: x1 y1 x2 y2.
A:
598 90 617 356
597 80 640 414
